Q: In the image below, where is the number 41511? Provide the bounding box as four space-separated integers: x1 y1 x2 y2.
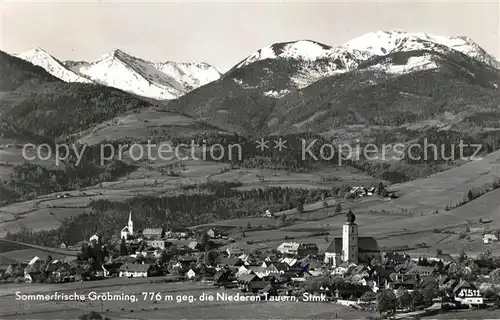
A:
459 289 480 297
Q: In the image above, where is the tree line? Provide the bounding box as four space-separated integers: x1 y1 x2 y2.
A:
6 185 334 247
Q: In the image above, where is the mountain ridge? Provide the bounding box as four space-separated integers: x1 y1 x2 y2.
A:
14 48 222 100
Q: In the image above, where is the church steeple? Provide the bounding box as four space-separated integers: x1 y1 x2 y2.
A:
342 208 358 264
345 209 356 224
128 207 134 235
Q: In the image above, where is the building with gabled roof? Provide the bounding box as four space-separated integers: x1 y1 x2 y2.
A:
483 233 498 244
118 263 152 278
237 273 268 292
277 242 300 255
324 210 380 266
406 265 436 276
453 280 483 305
142 228 163 239
121 209 134 240
218 257 244 268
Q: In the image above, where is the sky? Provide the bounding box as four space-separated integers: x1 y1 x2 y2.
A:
1 1 499 72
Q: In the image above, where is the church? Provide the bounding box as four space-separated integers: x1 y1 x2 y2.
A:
120 209 134 240
324 209 381 266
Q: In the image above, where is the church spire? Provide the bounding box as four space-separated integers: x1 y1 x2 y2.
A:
128 206 134 235
345 208 356 224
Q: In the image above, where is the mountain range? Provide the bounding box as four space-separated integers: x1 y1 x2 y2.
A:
3 29 500 142
15 47 221 100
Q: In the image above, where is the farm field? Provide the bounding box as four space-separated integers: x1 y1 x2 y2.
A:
427 309 500 319
379 149 500 215
0 144 499 261
74 107 221 146
0 154 381 237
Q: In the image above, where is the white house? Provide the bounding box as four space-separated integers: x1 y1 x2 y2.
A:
146 240 167 250
454 280 484 305
331 262 353 276
186 269 196 280
121 210 134 240
118 263 151 278
483 233 498 244
247 265 285 278
277 242 300 255
280 257 298 267
142 228 163 239
236 265 250 276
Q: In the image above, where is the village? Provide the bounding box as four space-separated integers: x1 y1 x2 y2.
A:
2 205 500 318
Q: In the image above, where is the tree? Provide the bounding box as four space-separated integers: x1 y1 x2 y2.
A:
490 268 500 285
419 279 438 304
458 250 468 263
360 291 376 302
296 200 304 214
79 311 103 320
344 192 355 200
335 202 342 214
410 290 424 311
467 189 474 201
337 188 345 198
80 244 93 261
376 290 396 315
198 231 210 248
204 240 215 252
119 238 128 256
479 249 492 260
204 249 219 266
397 289 411 311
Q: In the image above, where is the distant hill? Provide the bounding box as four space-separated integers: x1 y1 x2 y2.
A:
268 49 500 137
168 32 500 138
0 50 152 139
378 149 500 214
0 50 59 91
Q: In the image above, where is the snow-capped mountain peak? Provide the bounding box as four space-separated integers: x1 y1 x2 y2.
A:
15 47 221 100
234 40 334 69
233 30 498 72
341 29 499 68
16 47 93 83
72 49 221 100
228 30 499 91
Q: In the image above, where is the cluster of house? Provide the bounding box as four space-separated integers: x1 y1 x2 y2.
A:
120 211 190 241
349 186 377 197
1 256 83 284
0 209 496 313
483 233 499 244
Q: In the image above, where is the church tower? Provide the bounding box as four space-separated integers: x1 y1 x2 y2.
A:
128 208 134 235
342 209 358 264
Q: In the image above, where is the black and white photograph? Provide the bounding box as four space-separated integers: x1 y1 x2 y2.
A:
0 1 499 319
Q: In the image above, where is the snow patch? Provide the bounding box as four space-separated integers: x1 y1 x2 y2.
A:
16 48 221 100
234 30 499 74
16 47 93 83
235 40 333 69
291 64 344 89
369 54 439 74
263 89 290 98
